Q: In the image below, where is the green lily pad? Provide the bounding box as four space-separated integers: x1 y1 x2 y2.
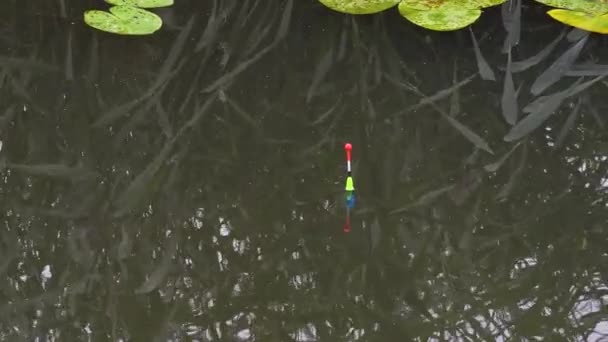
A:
317 0 401 14
399 0 506 10
105 0 174 9
84 5 162 35
398 2 482 31
548 9 608 33
533 0 608 15
474 0 509 8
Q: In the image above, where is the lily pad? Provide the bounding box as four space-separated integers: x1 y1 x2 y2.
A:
548 9 608 33
397 0 505 31
399 0 506 10
474 0 509 8
84 5 162 35
105 0 174 9
317 0 400 14
398 2 482 31
533 0 608 15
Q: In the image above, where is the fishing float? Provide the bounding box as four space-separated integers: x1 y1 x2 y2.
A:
345 143 354 191
344 143 355 233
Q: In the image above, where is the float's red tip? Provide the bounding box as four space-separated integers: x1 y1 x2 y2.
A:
344 143 352 151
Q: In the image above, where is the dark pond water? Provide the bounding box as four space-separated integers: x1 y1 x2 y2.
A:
1 0 608 341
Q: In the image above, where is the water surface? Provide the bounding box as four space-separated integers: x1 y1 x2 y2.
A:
0 1 607 341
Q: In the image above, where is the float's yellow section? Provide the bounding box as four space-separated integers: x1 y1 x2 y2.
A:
345 176 355 191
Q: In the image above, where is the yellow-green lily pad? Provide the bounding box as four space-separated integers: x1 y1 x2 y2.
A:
399 0 506 10
398 2 482 31
533 0 608 15
84 5 162 35
474 0 509 8
397 0 505 31
548 9 608 33
317 0 401 14
105 0 174 9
